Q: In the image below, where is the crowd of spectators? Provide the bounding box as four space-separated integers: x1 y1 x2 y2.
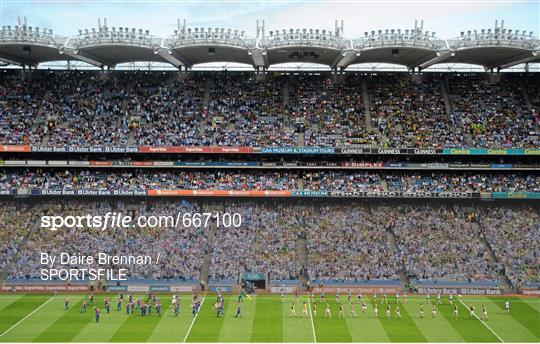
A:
290 75 374 146
386 173 539 193
0 72 48 144
0 169 299 191
42 72 132 146
448 75 538 148
209 202 301 280
7 200 208 280
2 200 538 286
389 205 498 282
523 75 540 118
1 70 538 148
478 206 540 286
135 74 208 146
0 202 33 273
305 204 401 282
0 169 537 193
368 74 456 148
208 73 297 146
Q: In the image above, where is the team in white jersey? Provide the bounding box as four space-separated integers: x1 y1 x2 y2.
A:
325 303 331 318
279 291 512 322
481 305 488 320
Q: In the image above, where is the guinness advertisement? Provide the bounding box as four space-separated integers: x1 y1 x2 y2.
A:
337 148 443 155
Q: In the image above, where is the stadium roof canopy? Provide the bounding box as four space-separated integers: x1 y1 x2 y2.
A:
1 19 538 71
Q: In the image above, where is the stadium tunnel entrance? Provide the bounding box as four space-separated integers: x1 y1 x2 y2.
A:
242 272 267 291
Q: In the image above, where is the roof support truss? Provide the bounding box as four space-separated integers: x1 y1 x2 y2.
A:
249 48 268 68
60 48 115 68
331 49 358 70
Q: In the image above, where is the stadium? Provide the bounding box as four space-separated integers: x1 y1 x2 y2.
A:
0 1 539 343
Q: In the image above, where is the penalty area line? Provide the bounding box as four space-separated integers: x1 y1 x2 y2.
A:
0 296 54 337
183 295 205 343
459 299 504 343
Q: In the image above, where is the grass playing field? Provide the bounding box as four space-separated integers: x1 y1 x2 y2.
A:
0 293 538 342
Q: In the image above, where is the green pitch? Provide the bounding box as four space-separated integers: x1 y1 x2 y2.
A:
0 294 538 342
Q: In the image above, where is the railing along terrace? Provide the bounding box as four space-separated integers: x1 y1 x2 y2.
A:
263 28 346 49
168 27 254 49
71 26 162 49
450 28 539 50
0 25 60 47
353 28 445 50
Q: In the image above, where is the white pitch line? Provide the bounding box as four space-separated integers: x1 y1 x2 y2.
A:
307 297 317 343
459 300 504 343
0 297 54 337
183 296 205 343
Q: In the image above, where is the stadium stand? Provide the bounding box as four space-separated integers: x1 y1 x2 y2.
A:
0 67 538 293
0 169 537 193
1 70 538 148
2 200 537 288
478 206 540 287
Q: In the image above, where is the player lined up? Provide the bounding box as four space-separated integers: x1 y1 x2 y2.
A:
66 289 509 322
285 289 507 321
